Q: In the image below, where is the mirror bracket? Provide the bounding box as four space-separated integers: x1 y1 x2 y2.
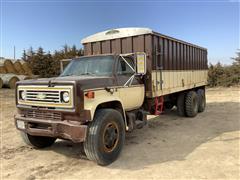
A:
120 52 147 87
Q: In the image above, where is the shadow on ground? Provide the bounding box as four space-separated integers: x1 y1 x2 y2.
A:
46 101 240 170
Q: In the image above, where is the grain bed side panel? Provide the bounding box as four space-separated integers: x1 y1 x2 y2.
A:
111 39 121 54
164 38 169 70
152 35 158 69
92 42 101 55
121 37 133 54
180 43 184 70
201 49 204 69
83 43 92 55
101 41 111 54
184 44 187 70
148 70 208 97
176 42 180 70
172 41 177 70
83 32 208 71
159 37 164 69
82 32 208 98
144 34 153 96
186 45 189 70
168 40 173 70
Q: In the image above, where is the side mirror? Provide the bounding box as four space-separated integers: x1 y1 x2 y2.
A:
135 52 147 75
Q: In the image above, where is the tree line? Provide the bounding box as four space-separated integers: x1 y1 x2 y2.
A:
22 45 83 78
22 46 240 87
208 50 240 87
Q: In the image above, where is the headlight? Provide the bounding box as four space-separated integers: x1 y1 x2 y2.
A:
62 91 70 103
20 90 26 100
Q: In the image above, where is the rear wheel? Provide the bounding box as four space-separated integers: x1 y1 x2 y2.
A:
185 91 199 117
177 92 186 117
20 132 56 148
83 109 125 166
197 89 206 112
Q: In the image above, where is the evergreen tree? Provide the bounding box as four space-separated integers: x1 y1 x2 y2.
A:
72 45 77 56
27 47 34 57
22 49 27 61
22 44 84 78
30 47 45 76
232 49 240 66
208 50 240 87
63 44 69 57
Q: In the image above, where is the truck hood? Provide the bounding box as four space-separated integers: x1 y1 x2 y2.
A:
17 75 116 90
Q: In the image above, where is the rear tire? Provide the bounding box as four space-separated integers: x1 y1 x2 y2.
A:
20 132 56 148
197 89 206 112
83 109 125 166
177 92 186 117
185 91 199 117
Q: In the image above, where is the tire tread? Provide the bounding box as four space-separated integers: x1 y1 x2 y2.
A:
185 91 198 117
177 92 186 117
84 108 125 165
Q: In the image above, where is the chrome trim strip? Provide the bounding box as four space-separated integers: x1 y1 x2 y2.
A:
17 85 74 108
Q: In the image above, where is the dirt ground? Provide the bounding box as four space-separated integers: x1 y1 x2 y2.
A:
1 88 240 179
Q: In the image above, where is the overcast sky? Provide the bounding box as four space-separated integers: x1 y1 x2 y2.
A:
1 0 239 64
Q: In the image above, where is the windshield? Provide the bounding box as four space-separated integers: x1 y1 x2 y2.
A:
60 56 114 77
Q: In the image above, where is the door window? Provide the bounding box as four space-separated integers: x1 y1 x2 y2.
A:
117 57 134 75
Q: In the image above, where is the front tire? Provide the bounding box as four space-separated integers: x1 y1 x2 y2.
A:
20 132 56 148
83 109 125 166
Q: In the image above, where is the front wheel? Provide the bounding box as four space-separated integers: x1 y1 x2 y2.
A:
83 109 125 166
20 132 56 148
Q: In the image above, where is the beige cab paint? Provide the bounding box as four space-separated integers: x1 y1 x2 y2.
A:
84 85 145 120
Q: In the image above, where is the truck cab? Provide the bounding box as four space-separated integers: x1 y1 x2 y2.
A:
15 53 147 166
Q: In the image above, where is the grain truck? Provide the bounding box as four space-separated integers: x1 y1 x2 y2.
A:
15 28 208 165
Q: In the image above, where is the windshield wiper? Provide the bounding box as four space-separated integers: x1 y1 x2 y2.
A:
80 72 95 75
61 74 76 77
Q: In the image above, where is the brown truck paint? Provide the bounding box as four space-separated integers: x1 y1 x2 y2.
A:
15 54 142 142
15 28 208 165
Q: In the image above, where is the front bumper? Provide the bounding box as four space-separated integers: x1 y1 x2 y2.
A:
14 114 88 143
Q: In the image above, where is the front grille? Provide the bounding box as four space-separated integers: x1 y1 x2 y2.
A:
17 85 73 108
25 90 60 103
26 110 62 121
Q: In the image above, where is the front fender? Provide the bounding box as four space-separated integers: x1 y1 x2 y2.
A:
84 89 125 121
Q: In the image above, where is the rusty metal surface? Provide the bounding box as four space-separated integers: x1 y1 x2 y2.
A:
25 110 62 121
15 115 88 142
17 104 91 123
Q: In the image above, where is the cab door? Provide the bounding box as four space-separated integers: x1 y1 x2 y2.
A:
116 56 145 111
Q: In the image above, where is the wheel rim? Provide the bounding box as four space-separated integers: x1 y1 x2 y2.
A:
102 122 119 153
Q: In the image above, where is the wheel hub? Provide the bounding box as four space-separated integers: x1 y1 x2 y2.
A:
103 122 119 152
